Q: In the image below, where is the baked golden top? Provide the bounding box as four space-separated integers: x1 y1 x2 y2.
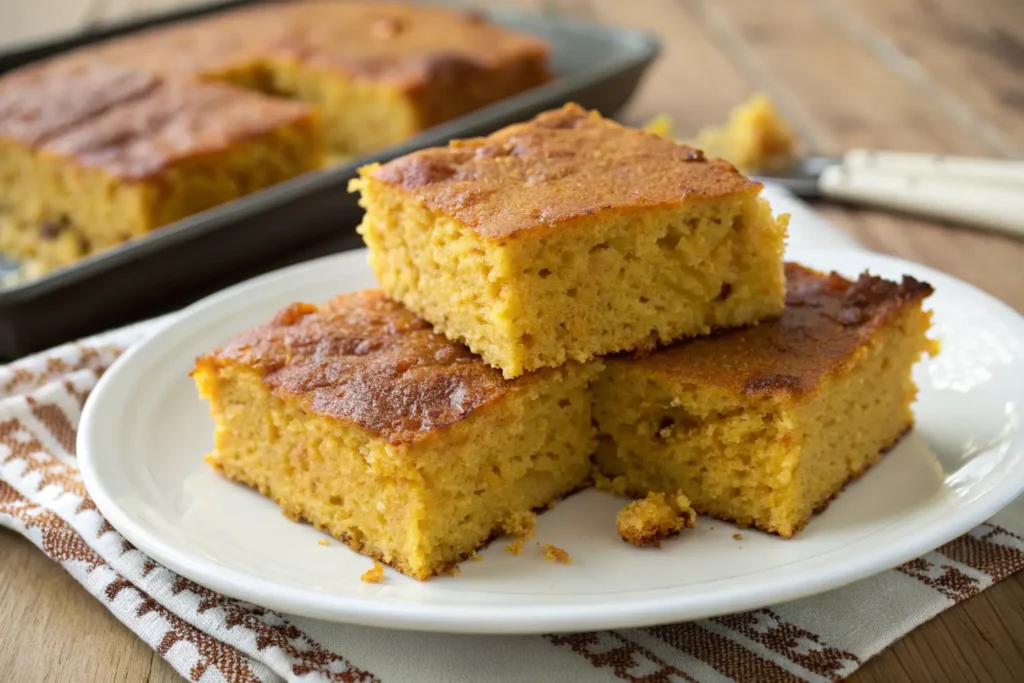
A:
17 74 316 180
364 103 760 239
0 63 159 147
196 290 531 445
623 263 933 397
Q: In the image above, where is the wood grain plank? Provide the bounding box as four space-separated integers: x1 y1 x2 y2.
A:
855 575 1024 683
552 0 761 134
831 0 1024 152
0 531 181 683
688 0 996 155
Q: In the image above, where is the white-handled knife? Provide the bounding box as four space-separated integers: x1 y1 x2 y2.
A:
753 150 1024 239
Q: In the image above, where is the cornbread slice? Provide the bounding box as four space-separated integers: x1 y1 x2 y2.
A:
353 103 789 378
616 492 697 548
593 263 936 537
0 64 322 275
192 291 600 580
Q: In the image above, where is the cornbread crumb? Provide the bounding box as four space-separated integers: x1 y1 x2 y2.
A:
317 539 330 546
645 94 796 171
361 563 385 583
694 93 795 171
733 533 743 541
502 510 536 539
642 114 674 138
448 565 462 577
471 552 483 562
505 539 526 556
543 544 572 564
616 492 697 548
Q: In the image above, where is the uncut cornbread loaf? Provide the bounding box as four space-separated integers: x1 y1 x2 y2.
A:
353 103 789 378
192 291 600 580
593 263 937 537
0 1 551 274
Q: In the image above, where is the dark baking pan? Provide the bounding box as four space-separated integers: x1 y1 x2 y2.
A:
0 2 660 359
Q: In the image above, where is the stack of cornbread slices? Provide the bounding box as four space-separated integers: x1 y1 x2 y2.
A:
193 103 936 580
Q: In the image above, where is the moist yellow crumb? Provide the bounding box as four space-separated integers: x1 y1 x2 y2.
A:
543 544 572 564
505 539 526 555
317 539 330 546
361 562 385 583
732 533 743 541
616 492 697 548
448 565 462 577
502 510 536 539
471 552 483 562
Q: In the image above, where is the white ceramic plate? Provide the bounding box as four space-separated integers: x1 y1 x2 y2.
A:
79 246 1024 634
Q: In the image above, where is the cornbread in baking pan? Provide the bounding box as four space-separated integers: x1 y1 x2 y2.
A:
83 0 552 156
593 263 936 537
353 103 788 378
0 1 551 274
192 291 600 581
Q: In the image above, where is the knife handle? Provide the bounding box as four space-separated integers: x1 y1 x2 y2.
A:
843 149 1024 187
819 153 1024 239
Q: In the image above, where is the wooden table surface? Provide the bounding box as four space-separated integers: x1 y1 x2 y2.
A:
2 0 1023 681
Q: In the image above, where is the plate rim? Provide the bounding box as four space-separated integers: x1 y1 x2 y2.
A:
78 247 1024 634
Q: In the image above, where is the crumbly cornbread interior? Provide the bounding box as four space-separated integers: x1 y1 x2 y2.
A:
616 492 696 548
355 178 788 378
592 301 933 537
192 360 599 581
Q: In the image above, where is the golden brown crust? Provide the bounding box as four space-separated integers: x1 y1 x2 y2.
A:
366 103 760 240
195 290 552 445
263 2 550 87
36 78 317 180
620 263 934 397
0 62 161 147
